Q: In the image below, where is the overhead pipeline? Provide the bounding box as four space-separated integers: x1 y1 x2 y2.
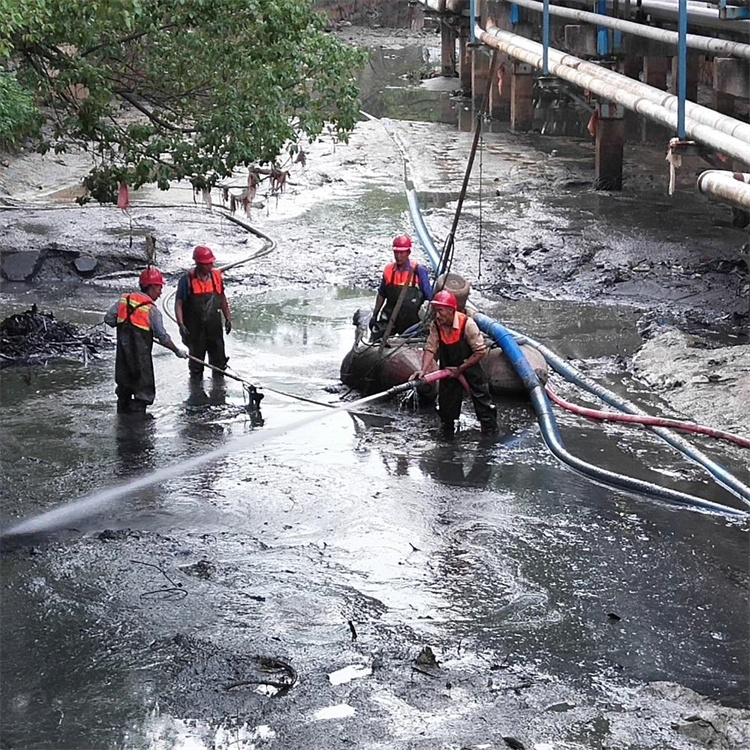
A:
482 23 750 147
503 0 750 60
478 24 750 162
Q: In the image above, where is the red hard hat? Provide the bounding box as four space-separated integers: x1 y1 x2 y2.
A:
193 245 216 264
392 235 412 253
430 290 458 310
139 267 165 287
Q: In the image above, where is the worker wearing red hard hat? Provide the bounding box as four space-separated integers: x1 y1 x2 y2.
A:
412 290 497 436
174 245 233 377
370 234 433 342
104 267 188 413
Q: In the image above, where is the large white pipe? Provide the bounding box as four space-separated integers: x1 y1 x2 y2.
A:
478 25 750 164
505 0 750 59
484 22 750 146
633 0 750 34
697 170 750 209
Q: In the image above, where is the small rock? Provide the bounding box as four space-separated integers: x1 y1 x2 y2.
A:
73 255 98 275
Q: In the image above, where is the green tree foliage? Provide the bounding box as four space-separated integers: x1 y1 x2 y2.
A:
0 71 42 149
0 0 366 202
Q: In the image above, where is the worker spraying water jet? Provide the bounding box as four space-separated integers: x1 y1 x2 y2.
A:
0 370 456 540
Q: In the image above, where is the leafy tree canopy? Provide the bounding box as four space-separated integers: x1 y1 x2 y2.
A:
0 0 366 202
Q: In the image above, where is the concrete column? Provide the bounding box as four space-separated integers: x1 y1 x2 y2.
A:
714 91 736 117
489 56 511 121
409 2 424 31
642 56 668 142
510 62 534 132
459 26 473 95
671 54 700 102
472 46 491 104
643 56 668 89
622 56 642 81
595 103 625 191
441 21 457 77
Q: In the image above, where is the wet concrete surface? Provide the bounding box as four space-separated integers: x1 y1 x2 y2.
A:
1 22 750 750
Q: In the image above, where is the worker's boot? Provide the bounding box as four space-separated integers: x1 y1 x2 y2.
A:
480 420 499 436
440 419 455 438
117 396 132 414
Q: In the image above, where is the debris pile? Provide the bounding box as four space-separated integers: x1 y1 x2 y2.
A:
0 304 112 367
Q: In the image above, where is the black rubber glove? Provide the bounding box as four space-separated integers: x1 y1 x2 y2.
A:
225 319 232 335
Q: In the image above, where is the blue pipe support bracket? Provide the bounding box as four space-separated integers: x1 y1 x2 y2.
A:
510 3 521 25
542 0 550 75
470 0 477 43
473 313 747 517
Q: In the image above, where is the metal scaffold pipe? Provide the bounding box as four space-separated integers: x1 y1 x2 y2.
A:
477 24 750 164
483 22 750 147
697 170 750 209
502 0 750 60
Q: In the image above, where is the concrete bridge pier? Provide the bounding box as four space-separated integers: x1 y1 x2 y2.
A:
594 102 625 191
510 62 534 132
672 53 700 103
441 19 458 77
409 1 425 31
472 45 492 103
619 56 643 140
642 56 669 142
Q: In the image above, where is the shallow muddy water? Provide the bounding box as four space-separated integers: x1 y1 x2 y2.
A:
1 24 749 750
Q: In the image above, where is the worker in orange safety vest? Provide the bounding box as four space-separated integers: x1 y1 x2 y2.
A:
175 245 233 377
104 267 188 413
412 290 498 437
370 235 432 341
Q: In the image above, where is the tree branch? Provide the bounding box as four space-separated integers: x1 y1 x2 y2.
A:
114 90 196 133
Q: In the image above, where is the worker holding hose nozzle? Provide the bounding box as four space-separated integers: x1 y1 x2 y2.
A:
175 245 233 378
411 290 498 437
104 267 188 414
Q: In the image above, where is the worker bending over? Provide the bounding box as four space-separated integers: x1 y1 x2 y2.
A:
414 290 498 437
370 234 432 341
175 245 233 377
104 267 187 414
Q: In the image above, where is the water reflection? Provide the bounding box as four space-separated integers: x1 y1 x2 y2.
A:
115 413 157 479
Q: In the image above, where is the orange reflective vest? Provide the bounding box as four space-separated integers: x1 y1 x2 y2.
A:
189 269 224 296
116 293 153 332
383 262 419 289
437 312 468 347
